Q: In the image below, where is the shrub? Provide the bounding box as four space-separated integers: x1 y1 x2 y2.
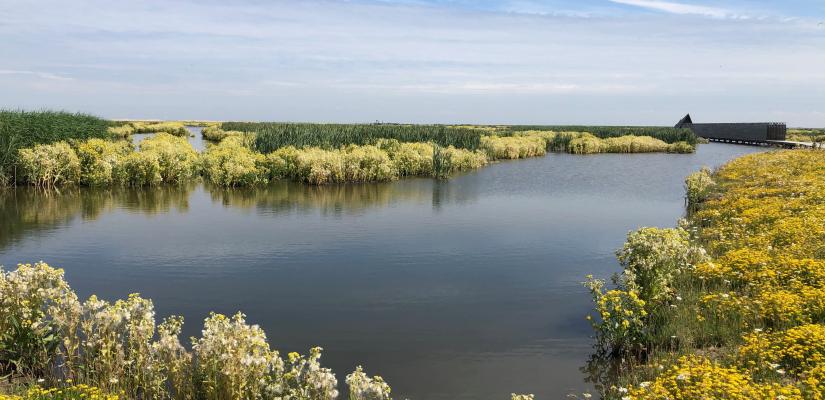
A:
115 151 162 186
433 145 487 178
17 142 81 187
106 125 134 139
138 133 199 183
377 139 433 176
615 227 705 304
568 134 603 154
668 141 695 153
601 135 670 153
479 135 546 160
127 122 189 137
201 125 243 142
584 277 648 355
201 140 266 187
75 139 132 186
346 366 392 400
342 145 397 182
684 167 714 209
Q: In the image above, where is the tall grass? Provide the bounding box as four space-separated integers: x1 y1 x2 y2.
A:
0 110 109 186
220 122 483 152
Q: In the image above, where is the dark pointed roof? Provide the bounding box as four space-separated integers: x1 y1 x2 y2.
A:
675 113 693 127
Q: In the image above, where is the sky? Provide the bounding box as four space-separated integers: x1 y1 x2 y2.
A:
1 0 824 126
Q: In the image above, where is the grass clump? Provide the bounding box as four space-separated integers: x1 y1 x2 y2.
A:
75 139 132 186
480 135 546 160
201 125 243 142
137 133 199 183
200 139 267 187
112 121 190 137
377 139 434 176
17 142 81 187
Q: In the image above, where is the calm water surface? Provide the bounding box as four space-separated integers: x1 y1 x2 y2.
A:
0 142 766 399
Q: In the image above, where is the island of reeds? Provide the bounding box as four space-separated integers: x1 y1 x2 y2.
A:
582 149 825 399
1 110 697 190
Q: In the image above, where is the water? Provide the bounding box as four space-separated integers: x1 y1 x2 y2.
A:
0 142 767 399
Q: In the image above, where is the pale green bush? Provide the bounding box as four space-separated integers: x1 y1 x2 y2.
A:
138 133 199 183
201 125 243 142
107 125 135 138
615 227 707 304
568 134 604 154
17 142 81 186
480 135 546 160
379 140 433 176
601 135 670 153
342 145 397 182
201 140 267 187
115 151 163 186
685 166 715 208
346 366 392 400
668 141 695 153
75 139 132 186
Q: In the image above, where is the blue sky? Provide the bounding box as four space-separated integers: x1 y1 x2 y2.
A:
1 0 823 125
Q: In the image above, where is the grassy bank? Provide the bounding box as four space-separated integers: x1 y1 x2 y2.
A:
0 110 110 186
585 149 825 399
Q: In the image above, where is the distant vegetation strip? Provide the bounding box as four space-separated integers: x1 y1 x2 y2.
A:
584 150 825 399
507 125 697 145
220 122 697 151
2 110 699 188
107 121 189 138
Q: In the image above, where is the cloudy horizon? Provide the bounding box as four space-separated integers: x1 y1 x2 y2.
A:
1 0 824 126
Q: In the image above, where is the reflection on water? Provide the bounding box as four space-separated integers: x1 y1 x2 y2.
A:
0 143 768 400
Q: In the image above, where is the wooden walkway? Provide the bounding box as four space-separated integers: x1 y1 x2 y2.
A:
706 137 817 149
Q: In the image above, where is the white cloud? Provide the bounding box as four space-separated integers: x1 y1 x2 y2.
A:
0 69 73 81
608 0 735 18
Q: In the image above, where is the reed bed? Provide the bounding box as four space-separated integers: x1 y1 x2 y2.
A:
584 150 825 399
220 122 483 152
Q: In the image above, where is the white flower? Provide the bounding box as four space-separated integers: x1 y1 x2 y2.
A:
618 387 628 394
583 394 592 399
639 381 651 388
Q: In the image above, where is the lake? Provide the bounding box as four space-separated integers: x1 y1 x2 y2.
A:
0 140 766 399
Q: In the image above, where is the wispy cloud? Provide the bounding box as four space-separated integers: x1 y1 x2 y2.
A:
0 69 73 81
608 0 737 18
